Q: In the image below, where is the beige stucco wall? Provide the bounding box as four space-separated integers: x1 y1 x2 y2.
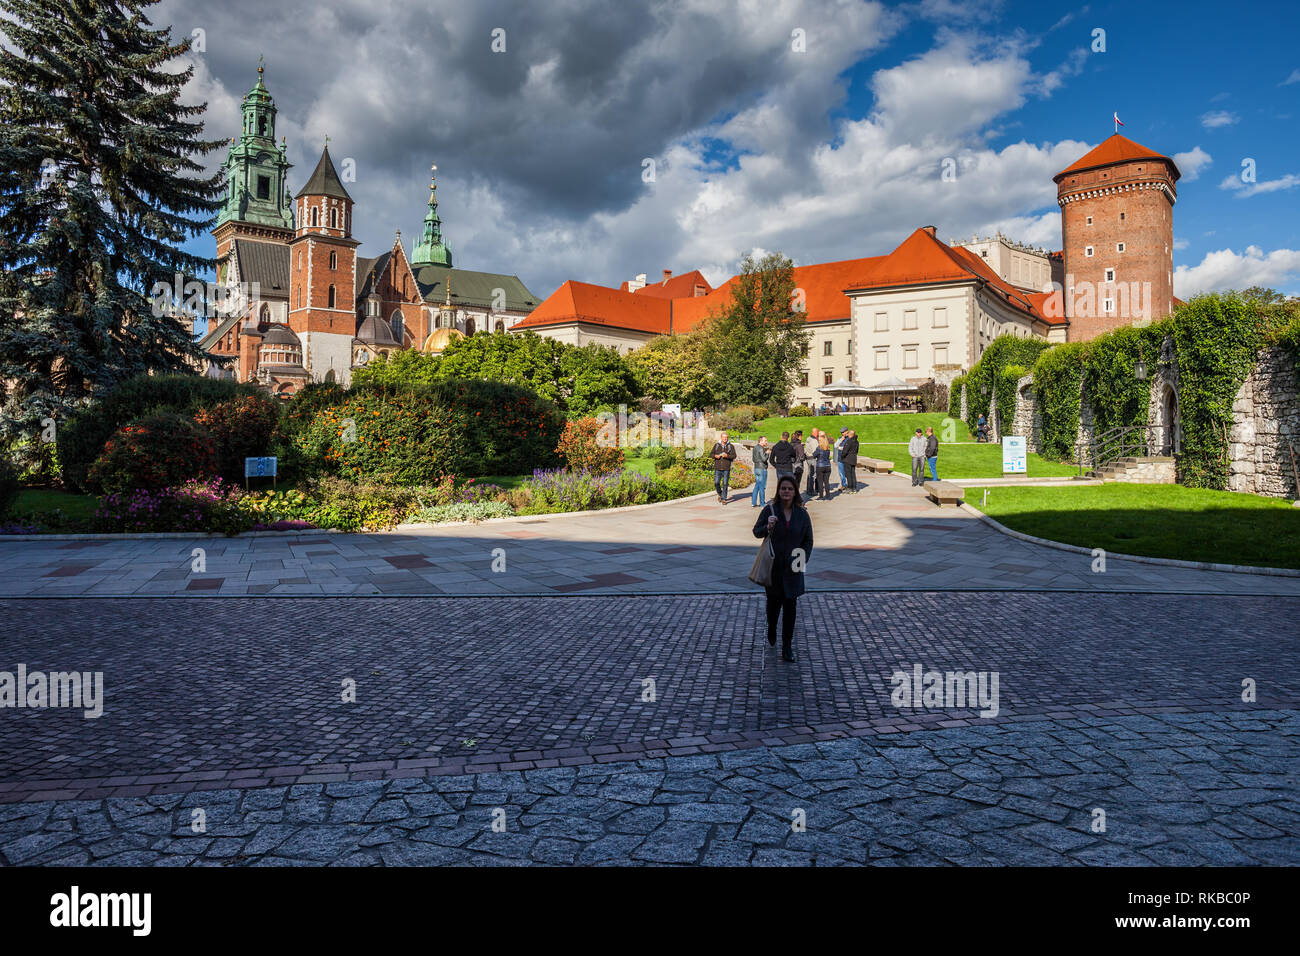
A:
849 284 973 385
521 323 654 355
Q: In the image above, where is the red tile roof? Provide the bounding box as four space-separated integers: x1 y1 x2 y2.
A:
511 280 672 335
1025 290 1068 326
843 227 1052 324
1054 134 1180 182
626 270 713 299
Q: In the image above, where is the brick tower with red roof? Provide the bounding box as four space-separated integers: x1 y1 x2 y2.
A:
1054 133 1180 341
288 144 362 382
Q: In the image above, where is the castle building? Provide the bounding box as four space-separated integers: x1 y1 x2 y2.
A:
514 129 1179 401
199 67 541 396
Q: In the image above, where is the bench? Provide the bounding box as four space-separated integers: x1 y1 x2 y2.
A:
925 480 964 507
856 457 894 474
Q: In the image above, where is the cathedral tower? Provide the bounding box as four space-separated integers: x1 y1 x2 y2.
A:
212 62 294 272
410 163 453 268
289 144 361 383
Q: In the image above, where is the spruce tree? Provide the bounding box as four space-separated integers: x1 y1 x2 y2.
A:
0 0 225 449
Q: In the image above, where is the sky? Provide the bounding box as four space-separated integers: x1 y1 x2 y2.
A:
156 0 1300 301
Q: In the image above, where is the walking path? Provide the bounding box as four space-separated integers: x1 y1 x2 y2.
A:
4 471 1297 596
2 591 1296 866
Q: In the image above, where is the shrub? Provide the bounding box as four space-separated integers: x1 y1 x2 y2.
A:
86 411 218 495
521 467 682 513
297 379 564 483
298 476 450 531
91 477 251 535
916 380 949 416
708 409 754 432
0 455 19 520
193 394 283 483
58 374 256 492
409 501 515 524
960 336 1050 434
788 404 813 417
239 488 316 523
556 417 624 472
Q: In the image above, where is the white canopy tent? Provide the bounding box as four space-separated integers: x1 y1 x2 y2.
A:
815 379 872 411
861 376 921 410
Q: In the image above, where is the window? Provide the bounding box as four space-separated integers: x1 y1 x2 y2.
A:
327 285 336 308
495 320 505 333
1120 212 1126 221
823 341 833 356
329 251 337 270
903 347 918 369
799 372 809 387
390 310 404 343
934 344 949 366
296 289 301 309
903 309 917 330
1085 246 1094 257
256 175 270 200
1103 298 1114 314
981 250 988 258
1117 242 1126 253
874 349 888 371
1104 268 1115 283
258 116 267 136
823 370 833 386
847 339 852 354
329 208 338 229
1086 216 1093 225
933 307 948 328
311 207 319 227
298 250 303 269
874 312 888 332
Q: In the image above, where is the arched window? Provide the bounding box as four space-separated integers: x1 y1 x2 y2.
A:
494 319 505 333
464 316 475 335
391 310 404 344
329 251 337 270
311 207 319 228
324 369 336 384
329 208 337 229
327 285 336 309
259 303 271 325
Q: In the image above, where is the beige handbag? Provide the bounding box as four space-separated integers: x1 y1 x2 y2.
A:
749 531 775 587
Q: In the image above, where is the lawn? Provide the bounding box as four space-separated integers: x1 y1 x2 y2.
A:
967 483 1300 570
13 488 98 520
856 443 1080 479
736 412 971 443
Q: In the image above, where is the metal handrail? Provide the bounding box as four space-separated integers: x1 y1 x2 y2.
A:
1076 424 1179 476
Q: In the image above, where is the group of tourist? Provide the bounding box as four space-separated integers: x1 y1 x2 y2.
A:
738 426 861 507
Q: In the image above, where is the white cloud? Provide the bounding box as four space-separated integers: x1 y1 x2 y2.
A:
1172 146 1211 181
1219 173 1300 198
1173 238 1189 251
1175 246 1300 296
1282 69 1300 86
1200 110 1238 129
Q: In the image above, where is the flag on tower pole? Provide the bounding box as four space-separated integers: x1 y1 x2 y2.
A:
1114 112 1125 133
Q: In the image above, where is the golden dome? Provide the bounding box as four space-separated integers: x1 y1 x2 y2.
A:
422 326 464 354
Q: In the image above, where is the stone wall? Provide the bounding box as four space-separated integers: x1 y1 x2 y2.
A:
1010 373 1042 452
1228 346 1299 498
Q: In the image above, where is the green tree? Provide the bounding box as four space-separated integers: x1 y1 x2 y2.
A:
0 0 225 448
701 252 808 407
626 331 715 408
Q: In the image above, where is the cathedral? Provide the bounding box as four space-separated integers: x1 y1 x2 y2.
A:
200 66 541 396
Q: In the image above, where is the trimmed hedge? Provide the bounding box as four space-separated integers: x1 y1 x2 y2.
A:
58 374 258 492
296 379 564 483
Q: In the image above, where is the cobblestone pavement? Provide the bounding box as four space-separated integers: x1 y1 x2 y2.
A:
5 472 1298 597
3 710 1296 866
2 594 1296 801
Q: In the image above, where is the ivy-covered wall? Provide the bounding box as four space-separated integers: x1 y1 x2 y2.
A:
1003 293 1300 493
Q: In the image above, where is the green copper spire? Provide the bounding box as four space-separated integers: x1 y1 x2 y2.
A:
215 59 294 231
411 162 452 268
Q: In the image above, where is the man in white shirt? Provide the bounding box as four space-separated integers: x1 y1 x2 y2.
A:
908 427 928 486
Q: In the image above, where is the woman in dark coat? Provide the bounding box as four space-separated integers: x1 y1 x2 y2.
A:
753 473 814 662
